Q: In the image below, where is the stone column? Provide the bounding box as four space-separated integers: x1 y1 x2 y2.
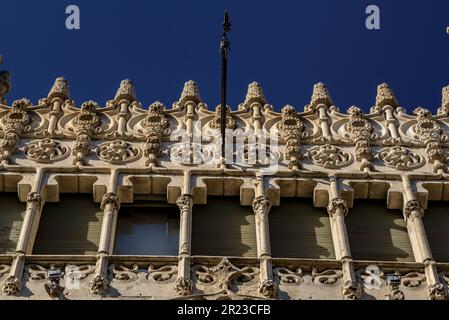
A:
89 192 120 297
327 177 360 300
2 192 43 296
174 194 194 296
252 177 276 298
402 195 446 300
317 104 332 142
384 106 400 142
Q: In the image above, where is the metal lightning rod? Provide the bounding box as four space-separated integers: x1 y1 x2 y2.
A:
220 11 231 161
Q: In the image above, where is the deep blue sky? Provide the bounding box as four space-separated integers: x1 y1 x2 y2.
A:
1 0 449 113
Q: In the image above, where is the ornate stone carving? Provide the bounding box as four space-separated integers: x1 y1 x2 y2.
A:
279 105 304 169
0 98 31 164
375 83 399 108
403 200 425 221
65 264 95 282
142 101 169 167
193 258 258 294
148 265 178 282
97 140 141 164
243 82 266 107
345 106 373 171
101 192 120 212
26 192 42 211
311 268 343 285
428 283 447 300
89 275 108 296
210 105 237 130
258 279 276 298
25 139 69 163
306 82 333 112
412 107 446 172
273 267 303 284
379 147 424 170
438 85 449 116
178 80 202 107
0 71 11 102
1 276 21 296
72 101 100 165
327 198 348 217
114 79 136 102
252 196 271 216
48 77 70 101
111 264 139 282
176 194 193 214
174 276 193 296
401 272 426 287
307 145 352 169
342 280 361 300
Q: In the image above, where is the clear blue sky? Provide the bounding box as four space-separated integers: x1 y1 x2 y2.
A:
1 0 449 113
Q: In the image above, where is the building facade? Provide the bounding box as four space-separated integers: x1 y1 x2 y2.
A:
0 73 448 300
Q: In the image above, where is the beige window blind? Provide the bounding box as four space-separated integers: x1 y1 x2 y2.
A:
192 197 257 257
346 200 414 262
0 194 25 254
33 194 103 255
423 202 449 263
269 199 335 259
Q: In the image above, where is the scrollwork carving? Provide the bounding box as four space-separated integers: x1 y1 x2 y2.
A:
273 267 303 285
311 268 343 285
111 264 139 282
379 147 424 170
25 139 69 163
148 265 178 283
307 145 352 169
97 140 141 164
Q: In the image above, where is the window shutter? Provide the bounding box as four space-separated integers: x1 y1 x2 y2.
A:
192 197 257 258
0 194 25 254
33 194 103 255
270 199 335 259
423 202 449 263
346 200 414 262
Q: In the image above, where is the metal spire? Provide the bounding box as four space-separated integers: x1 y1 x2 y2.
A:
220 10 231 160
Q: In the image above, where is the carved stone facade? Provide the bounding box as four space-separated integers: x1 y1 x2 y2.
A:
0 79 448 300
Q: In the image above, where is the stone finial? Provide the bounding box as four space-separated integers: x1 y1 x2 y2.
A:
308 82 333 110
114 79 136 102
376 83 398 108
0 70 11 98
48 77 70 100
244 82 266 106
440 85 449 114
0 55 11 98
178 80 202 106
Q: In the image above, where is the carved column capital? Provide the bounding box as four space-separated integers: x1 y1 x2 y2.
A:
176 194 193 212
26 192 42 211
174 276 193 296
403 200 425 221
1 276 21 296
258 279 277 298
428 283 447 300
100 192 120 212
252 196 271 216
88 275 108 296
327 198 348 217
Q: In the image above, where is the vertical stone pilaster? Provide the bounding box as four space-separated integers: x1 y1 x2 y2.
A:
174 194 194 296
252 179 276 298
89 192 120 297
2 192 43 296
403 199 447 300
327 177 361 300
